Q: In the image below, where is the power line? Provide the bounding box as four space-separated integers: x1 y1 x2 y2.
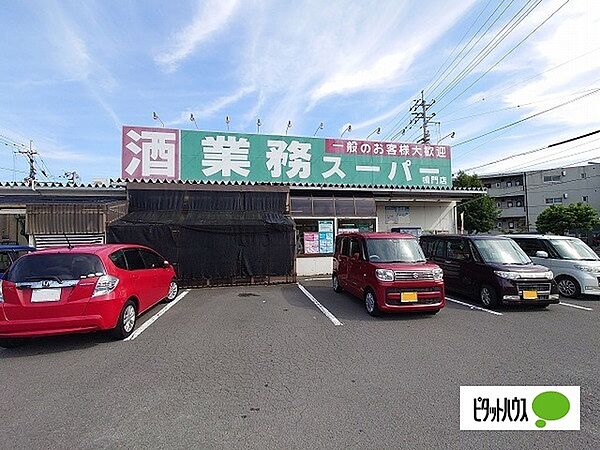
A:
443 88 598 124
427 0 518 98
424 0 495 94
462 129 600 172
436 0 571 114
439 45 600 121
0 166 27 174
481 136 600 170
453 89 600 148
382 0 514 141
432 0 539 102
512 145 600 171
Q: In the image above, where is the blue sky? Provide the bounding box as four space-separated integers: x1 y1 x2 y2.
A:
1 0 599 182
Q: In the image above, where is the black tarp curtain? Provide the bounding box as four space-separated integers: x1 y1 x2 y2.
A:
107 190 295 285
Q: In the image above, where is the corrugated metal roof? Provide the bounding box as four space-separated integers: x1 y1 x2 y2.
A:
117 178 485 192
0 178 485 194
0 180 125 189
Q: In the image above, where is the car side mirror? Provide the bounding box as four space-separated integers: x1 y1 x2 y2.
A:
163 260 170 267
535 251 549 258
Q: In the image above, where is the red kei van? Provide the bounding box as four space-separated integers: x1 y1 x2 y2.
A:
333 232 445 316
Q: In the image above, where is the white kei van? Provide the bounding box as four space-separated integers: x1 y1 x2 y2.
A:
505 234 600 298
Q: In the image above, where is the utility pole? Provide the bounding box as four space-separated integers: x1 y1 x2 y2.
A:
410 90 436 144
18 140 37 187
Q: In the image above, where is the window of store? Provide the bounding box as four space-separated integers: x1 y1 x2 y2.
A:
292 195 377 257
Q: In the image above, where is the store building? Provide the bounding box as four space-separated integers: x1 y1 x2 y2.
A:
0 181 126 247
118 126 482 280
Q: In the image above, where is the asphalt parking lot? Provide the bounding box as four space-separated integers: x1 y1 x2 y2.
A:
1 280 599 449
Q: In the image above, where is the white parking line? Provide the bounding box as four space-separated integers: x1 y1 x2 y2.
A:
302 277 331 282
297 283 343 326
125 290 190 341
445 296 503 316
559 301 593 311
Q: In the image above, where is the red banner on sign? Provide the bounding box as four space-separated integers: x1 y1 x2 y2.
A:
325 139 450 159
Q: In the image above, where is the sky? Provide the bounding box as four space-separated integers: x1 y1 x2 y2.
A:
0 0 599 182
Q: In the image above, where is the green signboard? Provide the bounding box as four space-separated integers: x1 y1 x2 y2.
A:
122 126 452 188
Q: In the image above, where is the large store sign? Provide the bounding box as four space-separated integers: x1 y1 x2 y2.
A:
122 126 452 188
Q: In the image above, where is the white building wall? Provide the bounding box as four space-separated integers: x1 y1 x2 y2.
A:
376 201 457 233
296 257 333 277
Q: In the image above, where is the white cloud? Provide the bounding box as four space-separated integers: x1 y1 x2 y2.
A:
155 0 240 71
501 0 600 126
231 0 477 134
170 86 255 125
37 1 121 128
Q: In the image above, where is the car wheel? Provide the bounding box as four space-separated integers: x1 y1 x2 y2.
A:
332 274 342 293
165 280 179 302
364 290 380 317
556 276 581 298
480 285 499 308
0 338 25 349
111 300 137 340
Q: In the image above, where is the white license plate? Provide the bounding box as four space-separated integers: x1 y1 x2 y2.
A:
31 288 62 303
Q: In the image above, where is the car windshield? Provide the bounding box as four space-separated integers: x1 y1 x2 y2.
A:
549 238 600 261
473 239 531 265
365 238 426 263
6 253 105 283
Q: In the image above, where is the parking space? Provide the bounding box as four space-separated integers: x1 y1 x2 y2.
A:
1 282 599 448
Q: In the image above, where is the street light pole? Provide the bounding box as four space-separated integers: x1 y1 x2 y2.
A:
313 122 324 136
152 112 164 127
366 126 381 140
340 124 352 138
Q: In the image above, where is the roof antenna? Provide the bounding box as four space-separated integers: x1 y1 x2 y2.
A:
64 233 73 250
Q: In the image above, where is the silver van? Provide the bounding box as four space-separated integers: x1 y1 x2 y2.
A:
506 234 600 298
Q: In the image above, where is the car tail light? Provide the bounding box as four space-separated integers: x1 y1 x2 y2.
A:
92 275 119 298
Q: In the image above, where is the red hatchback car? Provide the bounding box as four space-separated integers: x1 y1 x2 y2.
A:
0 244 178 347
333 232 445 316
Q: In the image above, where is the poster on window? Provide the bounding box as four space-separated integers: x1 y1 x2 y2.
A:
318 220 334 253
385 206 410 224
318 220 334 233
303 232 319 254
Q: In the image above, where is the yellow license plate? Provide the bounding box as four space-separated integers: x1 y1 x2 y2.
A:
401 292 418 302
523 290 538 300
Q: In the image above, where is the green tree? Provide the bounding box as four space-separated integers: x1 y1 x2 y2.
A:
453 171 501 234
536 203 600 235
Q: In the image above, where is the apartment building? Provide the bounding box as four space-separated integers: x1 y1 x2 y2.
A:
480 164 600 233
